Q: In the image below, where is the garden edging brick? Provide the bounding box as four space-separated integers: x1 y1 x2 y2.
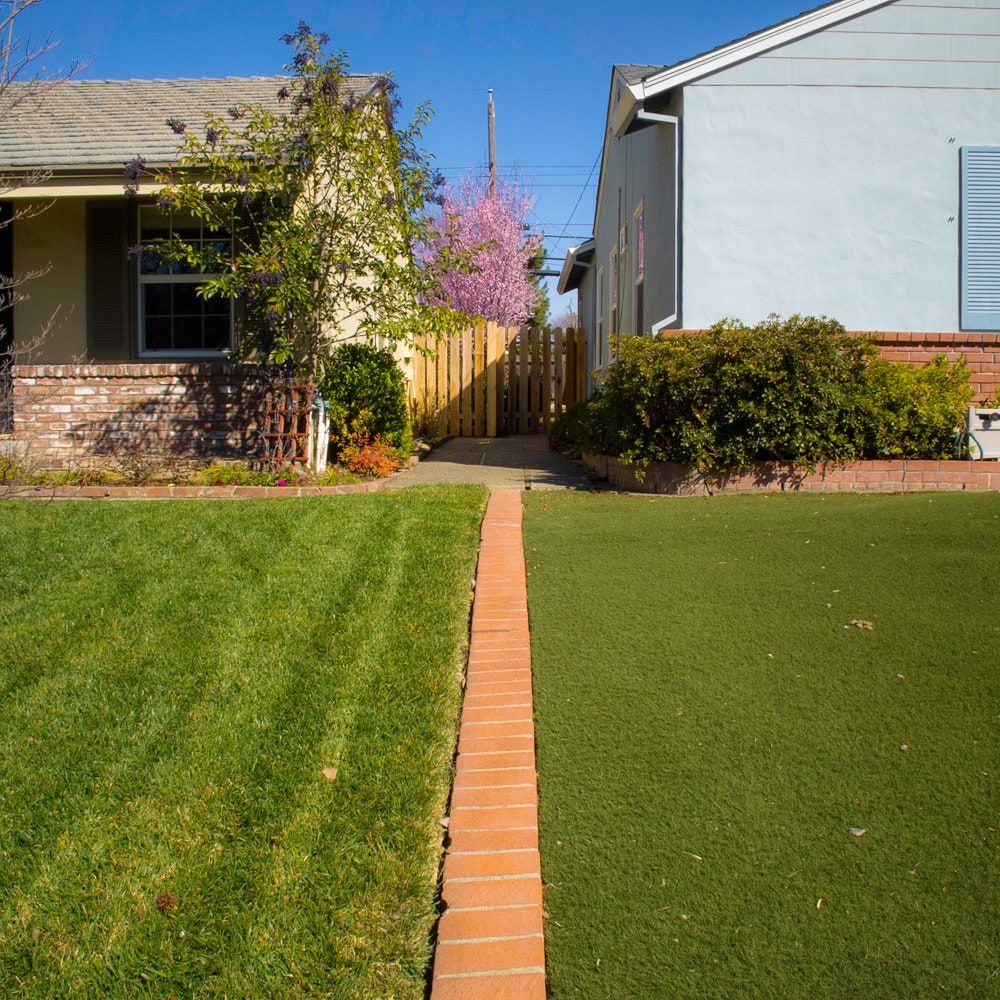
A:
430 489 546 1000
5 455 423 499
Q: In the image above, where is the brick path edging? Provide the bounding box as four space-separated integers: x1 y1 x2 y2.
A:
4 457 423 500
430 489 546 1000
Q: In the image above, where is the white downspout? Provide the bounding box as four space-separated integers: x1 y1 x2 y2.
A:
631 110 681 336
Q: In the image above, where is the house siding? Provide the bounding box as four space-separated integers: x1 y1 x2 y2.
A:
576 264 595 357
13 199 89 362
680 0 1000 332
590 89 680 378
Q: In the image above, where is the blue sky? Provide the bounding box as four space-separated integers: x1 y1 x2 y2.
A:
24 0 814 316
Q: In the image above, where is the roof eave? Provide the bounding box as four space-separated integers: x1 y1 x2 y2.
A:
610 84 641 139
557 239 595 296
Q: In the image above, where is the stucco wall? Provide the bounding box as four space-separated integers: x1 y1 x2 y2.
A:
680 0 1000 331
12 199 89 363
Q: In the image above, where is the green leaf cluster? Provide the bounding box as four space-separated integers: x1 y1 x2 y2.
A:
319 342 411 454
140 25 466 376
553 315 973 471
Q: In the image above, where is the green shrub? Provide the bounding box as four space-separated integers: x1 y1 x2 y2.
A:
320 343 411 456
1 463 120 487
549 402 593 459
551 316 972 471
312 466 361 487
860 356 974 459
192 463 300 486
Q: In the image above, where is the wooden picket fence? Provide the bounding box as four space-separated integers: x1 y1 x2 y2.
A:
411 323 587 437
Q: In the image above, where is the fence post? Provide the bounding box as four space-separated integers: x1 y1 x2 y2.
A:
507 330 518 434
460 327 473 437
553 327 564 422
486 323 500 438
567 327 578 409
473 321 486 437
522 327 531 434
448 332 459 437
541 326 552 433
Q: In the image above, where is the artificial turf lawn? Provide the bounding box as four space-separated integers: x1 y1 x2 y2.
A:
523 491 1000 1000
0 488 487 999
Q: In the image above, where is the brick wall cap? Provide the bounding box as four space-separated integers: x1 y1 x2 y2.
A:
12 362 262 379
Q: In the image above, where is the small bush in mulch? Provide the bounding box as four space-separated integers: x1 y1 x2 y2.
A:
338 434 402 479
552 315 973 471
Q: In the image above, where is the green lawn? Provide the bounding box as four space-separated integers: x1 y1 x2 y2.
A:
0 488 486 999
524 491 1000 1000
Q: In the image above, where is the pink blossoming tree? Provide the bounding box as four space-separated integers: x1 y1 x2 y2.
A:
422 176 542 327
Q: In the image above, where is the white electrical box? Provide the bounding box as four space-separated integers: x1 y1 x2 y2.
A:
968 407 1000 460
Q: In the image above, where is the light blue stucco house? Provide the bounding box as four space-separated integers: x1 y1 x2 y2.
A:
560 0 1000 378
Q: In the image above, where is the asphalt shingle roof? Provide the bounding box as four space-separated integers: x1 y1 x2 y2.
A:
614 64 668 85
0 74 380 169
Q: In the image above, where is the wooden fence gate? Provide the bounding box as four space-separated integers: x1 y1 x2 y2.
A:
412 323 587 437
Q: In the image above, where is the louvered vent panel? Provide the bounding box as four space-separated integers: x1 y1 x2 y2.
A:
962 147 1000 331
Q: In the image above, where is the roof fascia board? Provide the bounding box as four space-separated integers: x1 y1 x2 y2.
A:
557 239 595 295
592 68 625 246
609 85 640 138
592 125 611 243
641 0 896 97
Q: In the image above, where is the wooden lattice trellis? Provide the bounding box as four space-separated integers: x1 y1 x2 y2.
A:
261 377 314 469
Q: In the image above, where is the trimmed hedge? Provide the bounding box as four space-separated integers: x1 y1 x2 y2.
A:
553 316 972 471
320 343 412 456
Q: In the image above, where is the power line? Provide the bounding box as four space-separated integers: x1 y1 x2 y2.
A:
436 164 594 170
546 147 602 252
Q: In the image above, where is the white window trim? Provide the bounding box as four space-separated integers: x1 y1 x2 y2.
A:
609 246 618 317
137 206 235 359
596 265 605 369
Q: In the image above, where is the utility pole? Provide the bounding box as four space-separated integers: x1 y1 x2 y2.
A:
487 88 497 196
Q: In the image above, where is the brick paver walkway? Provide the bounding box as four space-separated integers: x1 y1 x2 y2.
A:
430 489 546 1000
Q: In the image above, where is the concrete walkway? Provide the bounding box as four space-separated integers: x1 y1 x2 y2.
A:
430 489 547 1000
388 436 591 490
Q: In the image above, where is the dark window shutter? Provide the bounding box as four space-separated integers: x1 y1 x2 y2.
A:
961 147 1000 332
86 201 130 360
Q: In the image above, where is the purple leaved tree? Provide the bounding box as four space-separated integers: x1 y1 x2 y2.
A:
422 176 542 327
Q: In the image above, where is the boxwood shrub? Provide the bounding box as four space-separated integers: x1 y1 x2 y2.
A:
552 316 972 471
320 342 412 456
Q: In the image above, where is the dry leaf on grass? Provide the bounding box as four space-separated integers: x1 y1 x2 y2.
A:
156 892 177 915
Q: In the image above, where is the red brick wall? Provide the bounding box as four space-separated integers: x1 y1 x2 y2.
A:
665 331 1000 402
583 455 1000 495
12 364 265 468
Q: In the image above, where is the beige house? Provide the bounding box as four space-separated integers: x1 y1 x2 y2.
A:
0 74 380 464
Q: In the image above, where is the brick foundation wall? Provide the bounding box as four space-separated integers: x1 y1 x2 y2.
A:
12 364 266 468
583 454 999 495
665 331 1000 402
